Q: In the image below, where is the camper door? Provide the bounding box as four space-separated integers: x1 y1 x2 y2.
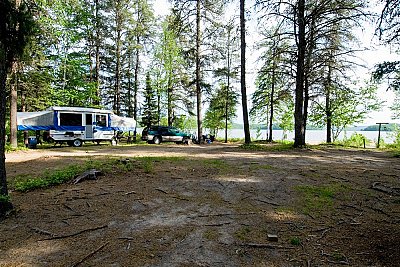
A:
94 114 109 139
85 113 94 139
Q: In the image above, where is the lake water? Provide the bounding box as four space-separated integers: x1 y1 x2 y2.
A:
213 129 395 144
136 127 395 145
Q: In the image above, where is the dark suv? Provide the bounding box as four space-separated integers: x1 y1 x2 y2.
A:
141 126 192 144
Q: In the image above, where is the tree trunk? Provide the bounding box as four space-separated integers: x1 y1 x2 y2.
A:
167 76 173 126
94 0 101 106
127 53 133 117
114 5 122 115
10 63 18 148
225 35 231 143
0 46 8 197
240 0 251 144
21 90 28 146
268 67 275 143
196 0 203 143
326 66 332 143
294 0 306 148
134 39 139 140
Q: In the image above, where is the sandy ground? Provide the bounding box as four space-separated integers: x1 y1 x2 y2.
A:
1 143 399 266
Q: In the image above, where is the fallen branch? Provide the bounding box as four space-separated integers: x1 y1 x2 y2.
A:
70 241 109 267
155 188 169 194
73 169 102 184
326 259 349 265
371 182 400 196
31 227 56 237
255 198 279 206
204 222 231 226
41 225 108 241
124 191 136 195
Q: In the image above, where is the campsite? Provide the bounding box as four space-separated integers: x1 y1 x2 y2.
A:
1 143 399 266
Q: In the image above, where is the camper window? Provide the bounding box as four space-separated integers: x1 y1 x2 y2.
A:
60 113 82 126
96 114 107 127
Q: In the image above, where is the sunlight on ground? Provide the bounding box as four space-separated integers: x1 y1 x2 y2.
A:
0 240 65 266
264 210 300 221
217 176 260 183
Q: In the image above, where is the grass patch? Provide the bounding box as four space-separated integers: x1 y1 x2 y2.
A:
13 157 119 192
5 144 29 152
240 141 294 152
249 163 276 171
295 183 348 215
234 226 252 241
203 229 220 241
15 164 87 192
201 159 232 174
290 237 301 246
12 156 187 192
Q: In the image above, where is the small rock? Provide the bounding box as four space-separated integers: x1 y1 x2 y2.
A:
267 234 278 242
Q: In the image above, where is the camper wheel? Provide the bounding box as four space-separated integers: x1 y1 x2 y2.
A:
72 139 83 147
111 137 117 146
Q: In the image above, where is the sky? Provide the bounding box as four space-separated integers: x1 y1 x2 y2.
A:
152 0 400 126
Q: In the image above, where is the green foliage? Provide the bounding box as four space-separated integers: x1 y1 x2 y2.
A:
202 159 231 174
391 91 400 119
15 165 83 192
250 25 293 141
310 81 382 141
235 226 252 241
0 194 10 203
140 73 158 128
5 144 28 152
290 237 301 246
204 83 239 136
138 157 154 174
295 183 348 214
340 133 369 148
373 61 400 91
385 125 400 149
240 141 294 152
173 115 197 133
203 229 219 241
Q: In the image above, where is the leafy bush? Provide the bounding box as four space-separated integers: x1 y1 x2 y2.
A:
0 194 10 203
340 133 369 148
385 126 400 149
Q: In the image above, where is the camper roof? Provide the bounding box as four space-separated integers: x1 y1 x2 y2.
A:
47 106 113 114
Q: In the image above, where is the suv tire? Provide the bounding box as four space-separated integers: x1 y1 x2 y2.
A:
153 136 161 144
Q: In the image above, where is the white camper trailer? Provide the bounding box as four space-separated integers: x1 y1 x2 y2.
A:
17 106 136 147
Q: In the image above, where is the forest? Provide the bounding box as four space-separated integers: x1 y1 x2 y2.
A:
1 0 400 205
1 1 400 265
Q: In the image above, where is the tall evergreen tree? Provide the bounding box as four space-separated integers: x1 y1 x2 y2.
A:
140 72 158 128
170 0 225 142
204 84 238 137
213 17 240 143
256 0 368 146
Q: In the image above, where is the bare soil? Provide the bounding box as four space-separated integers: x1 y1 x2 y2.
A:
1 143 399 267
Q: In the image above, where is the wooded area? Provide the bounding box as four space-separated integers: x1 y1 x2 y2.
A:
1 0 400 207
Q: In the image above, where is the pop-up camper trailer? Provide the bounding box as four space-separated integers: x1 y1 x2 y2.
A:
17 106 136 147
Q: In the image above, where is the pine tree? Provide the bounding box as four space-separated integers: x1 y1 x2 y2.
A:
140 73 158 128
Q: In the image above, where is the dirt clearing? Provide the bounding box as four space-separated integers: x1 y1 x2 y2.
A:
1 143 399 266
